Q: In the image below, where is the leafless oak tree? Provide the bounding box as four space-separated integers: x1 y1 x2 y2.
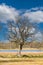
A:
7 16 35 56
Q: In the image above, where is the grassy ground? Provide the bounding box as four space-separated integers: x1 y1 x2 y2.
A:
0 58 43 65
0 48 43 50
0 52 43 65
0 48 43 65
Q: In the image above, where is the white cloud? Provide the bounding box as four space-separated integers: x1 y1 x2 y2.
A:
34 32 43 42
29 7 43 11
0 4 19 23
35 32 42 38
29 27 35 34
0 4 43 23
23 7 43 23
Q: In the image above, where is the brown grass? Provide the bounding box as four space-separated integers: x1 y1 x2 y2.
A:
0 52 43 65
0 48 43 65
0 58 43 65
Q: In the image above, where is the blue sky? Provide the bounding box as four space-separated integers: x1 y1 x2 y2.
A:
0 0 43 42
0 0 43 9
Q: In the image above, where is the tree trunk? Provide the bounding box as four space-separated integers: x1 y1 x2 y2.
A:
18 44 23 56
19 44 23 55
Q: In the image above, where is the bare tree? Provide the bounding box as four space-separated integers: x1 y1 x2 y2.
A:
7 16 35 56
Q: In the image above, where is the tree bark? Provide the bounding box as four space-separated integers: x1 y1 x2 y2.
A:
19 44 23 56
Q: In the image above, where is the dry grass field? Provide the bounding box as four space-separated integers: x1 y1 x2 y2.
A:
0 58 43 65
0 51 43 65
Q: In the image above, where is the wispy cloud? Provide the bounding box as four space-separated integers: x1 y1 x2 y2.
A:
23 7 43 23
29 7 43 11
0 4 19 23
